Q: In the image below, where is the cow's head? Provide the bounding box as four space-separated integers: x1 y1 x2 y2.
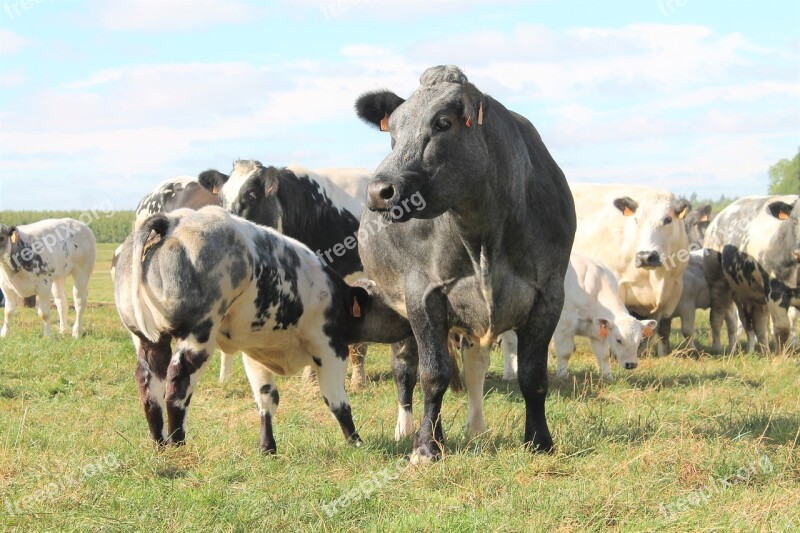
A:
345 279 412 344
355 65 491 221
595 316 656 370
683 203 711 248
220 160 283 230
0 224 18 258
767 197 800 263
198 169 229 195
614 196 690 269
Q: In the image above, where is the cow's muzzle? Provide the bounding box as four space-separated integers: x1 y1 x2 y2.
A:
624 362 638 370
366 171 426 213
635 251 662 269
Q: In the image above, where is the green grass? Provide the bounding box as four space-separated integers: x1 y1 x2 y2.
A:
0 245 798 531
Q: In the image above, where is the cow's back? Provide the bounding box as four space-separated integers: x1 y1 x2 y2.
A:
286 165 367 219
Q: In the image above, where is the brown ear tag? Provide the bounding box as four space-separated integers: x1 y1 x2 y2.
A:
477 102 484 125
351 298 361 318
623 207 634 217
10 231 18 244
379 113 389 132
598 322 609 340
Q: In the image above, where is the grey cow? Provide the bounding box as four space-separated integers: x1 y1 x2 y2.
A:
112 207 410 453
354 65 576 461
704 195 800 352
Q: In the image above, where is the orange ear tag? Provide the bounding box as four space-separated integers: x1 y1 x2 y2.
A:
643 326 654 338
351 298 361 318
778 211 789 220
379 113 389 132
623 207 634 217
212 186 220 194
598 322 608 340
10 232 18 244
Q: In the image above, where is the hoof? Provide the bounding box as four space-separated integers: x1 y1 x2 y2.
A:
526 433 554 453
260 445 277 455
349 433 363 447
409 445 438 465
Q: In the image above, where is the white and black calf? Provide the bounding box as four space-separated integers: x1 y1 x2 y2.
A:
134 173 224 228
0 219 96 338
112 207 409 453
704 195 800 352
215 160 372 387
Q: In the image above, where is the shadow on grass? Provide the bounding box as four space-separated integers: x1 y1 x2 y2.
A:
623 368 762 391
700 409 800 446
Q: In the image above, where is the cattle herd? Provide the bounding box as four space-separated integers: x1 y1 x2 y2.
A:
1 66 798 462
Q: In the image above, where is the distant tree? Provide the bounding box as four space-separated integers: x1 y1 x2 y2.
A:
768 148 800 195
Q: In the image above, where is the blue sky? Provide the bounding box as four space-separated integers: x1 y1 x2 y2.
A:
0 0 798 210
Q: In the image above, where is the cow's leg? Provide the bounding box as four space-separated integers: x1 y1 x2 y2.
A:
405 281 451 464
391 337 418 441
656 317 671 356
708 279 733 354
752 304 770 352
678 305 697 349
737 303 757 353
553 328 575 380
499 331 518 381
242 354 279 454
164 339 212 445
134 335 172 446
349 342 368 389
71 269 91 338
35 284 52 337
218 351 235 384
767 301 791 351
591 339 614 381
51 279 69 335
313 342 361 445
724 303 739 352
1 290 18 337
462 336 489 437
516 275 563 453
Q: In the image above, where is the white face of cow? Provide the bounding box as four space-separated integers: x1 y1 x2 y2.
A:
595 316 656 370
614 196 690 269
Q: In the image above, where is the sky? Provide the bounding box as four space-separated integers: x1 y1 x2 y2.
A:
0 0 798 211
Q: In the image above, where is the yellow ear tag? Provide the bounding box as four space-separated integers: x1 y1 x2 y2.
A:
10 232 18 244
351 298 361 318
598 322 609 340
379 113 389 132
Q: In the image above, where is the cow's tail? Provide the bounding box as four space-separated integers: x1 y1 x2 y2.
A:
131 214 172 343
447 333 464 393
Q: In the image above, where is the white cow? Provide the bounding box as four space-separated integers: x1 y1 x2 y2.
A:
0 219 96 338
500 255 656 381
569 184 690 356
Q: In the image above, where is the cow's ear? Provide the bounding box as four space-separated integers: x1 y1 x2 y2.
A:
198 170 229 194
593 318 612 340
674 199 690 220
698 204 712 223
348 286 370 319
461 83 486 127
355 90 405 132
641 320 657 338
768 201 793 221
613 197 638 217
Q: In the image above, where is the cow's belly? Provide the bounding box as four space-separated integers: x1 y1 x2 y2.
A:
216 327 311 376
0 272 43 298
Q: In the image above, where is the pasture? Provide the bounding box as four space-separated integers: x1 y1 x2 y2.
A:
0 244 798 532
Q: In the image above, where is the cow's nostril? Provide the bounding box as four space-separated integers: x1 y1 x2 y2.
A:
379 185 395 200
624 362 638 370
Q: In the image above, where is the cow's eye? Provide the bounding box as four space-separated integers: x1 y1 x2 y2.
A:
247 191 258 202
663 216 673 225
616 338 623 345
434 116 451 132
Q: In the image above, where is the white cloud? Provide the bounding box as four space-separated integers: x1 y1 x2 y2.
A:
90 0 267 31
0 29 29 55
0 68 25 87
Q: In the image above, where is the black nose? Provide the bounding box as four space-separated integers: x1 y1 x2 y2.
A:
635 251 662 268
624 362 638 370
367 181 397 211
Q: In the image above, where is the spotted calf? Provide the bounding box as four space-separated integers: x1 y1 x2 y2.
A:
112 206 410 453
0 219 96 338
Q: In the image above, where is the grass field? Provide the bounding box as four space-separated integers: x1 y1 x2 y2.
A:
1 245 798 532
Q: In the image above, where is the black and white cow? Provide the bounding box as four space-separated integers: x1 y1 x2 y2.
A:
112 206 410 453
704 195 800 352
134 173 225 228
215 161 372 387
354 65 576 460
0 219 96 338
